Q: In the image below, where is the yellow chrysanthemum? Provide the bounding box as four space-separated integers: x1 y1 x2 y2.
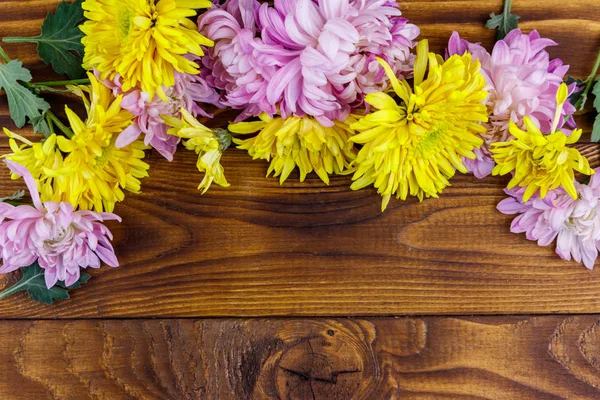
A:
2 129 66 201
163 108 229 193
491 117 593 202
81 0 213 100
229 114 356 184
3 73 150 212
350 40 488 211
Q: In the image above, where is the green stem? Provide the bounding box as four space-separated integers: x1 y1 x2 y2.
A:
498 0 513 40
31 79 90 88
2 36 37 44
503 0 512 16
0 277 27 300
575 50 600 109
46 110 73 138
0 45 11 63
46 112 55 136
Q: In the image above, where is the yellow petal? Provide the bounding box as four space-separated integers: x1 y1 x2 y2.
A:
413 39 429 87
375 57 410 103
365 92 398 110
229 120 267 134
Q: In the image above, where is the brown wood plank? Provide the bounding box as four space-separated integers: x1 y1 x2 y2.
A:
0 144 600 317
0 0 599 318
1 316 600 399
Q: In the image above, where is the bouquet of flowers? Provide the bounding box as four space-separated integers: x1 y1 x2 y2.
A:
0 0 599 304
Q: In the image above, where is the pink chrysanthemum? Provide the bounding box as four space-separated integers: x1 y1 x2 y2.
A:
447 29 577 178
100 56 221 161
0 160 121 288
198 0 277 121
498 171 600 270
199 0 419 125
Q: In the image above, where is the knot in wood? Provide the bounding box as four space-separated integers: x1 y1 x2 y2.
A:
273 321 380 400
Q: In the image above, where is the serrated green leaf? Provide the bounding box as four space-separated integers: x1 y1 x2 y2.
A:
566 75 586 107
57 272 90 290
0 262 91 305
31 113 52 137
593 114 600 143
0 190 25 203
591 78 600 142
19 0 85 79
592 77 600 112
0 60 51 134
486 9 520 40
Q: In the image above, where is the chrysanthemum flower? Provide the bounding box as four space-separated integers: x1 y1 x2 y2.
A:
81 0 214 100
3 129 65 202
198 0 277 121
199 0 419 125
0 160 120 288
110 55 222 161
229 114 356 184
446 30 576 178
163 108 230 193
4 74 150 213
498 171 600 270
490 116 593 202
350 40 488 211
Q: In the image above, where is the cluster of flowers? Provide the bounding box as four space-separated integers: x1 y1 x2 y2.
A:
0 0 598 299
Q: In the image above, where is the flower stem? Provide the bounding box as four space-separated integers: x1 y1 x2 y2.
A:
496 0 514 40
0 45 11 63
46 112 55 135
503 0 512 17
46 110 74 138
0 279 25 300
575 50 600 110
32 79 90 88
2 36 37 44
0 268 42 301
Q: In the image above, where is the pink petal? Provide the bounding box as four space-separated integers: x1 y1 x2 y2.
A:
4 160 42 210
116 124 143 148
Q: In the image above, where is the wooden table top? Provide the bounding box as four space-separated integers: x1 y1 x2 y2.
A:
1 0 599 398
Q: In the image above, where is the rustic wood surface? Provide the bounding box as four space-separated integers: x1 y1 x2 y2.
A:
2 316 600 399
1 0 600 398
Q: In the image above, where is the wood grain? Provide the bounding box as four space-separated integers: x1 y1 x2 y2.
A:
0 0 599 319
1 316 600 399
1 141 600 317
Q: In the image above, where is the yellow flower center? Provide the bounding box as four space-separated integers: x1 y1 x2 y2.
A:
414 124 446 156
95 145 114 168
117 6 133 38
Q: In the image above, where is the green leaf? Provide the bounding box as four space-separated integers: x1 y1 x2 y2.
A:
0 190 25 203
592 77 600 112
56 272 90 290
37 0 86 79
5 0 86 79
0 60 51 134
486 0 520 41
566 75 586 108
31 113 52 137
592 114 600 143
566 76 585 86
592 78 600 142
0 262 91 305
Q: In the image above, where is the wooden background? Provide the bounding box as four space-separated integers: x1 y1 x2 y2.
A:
1 0 600 398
